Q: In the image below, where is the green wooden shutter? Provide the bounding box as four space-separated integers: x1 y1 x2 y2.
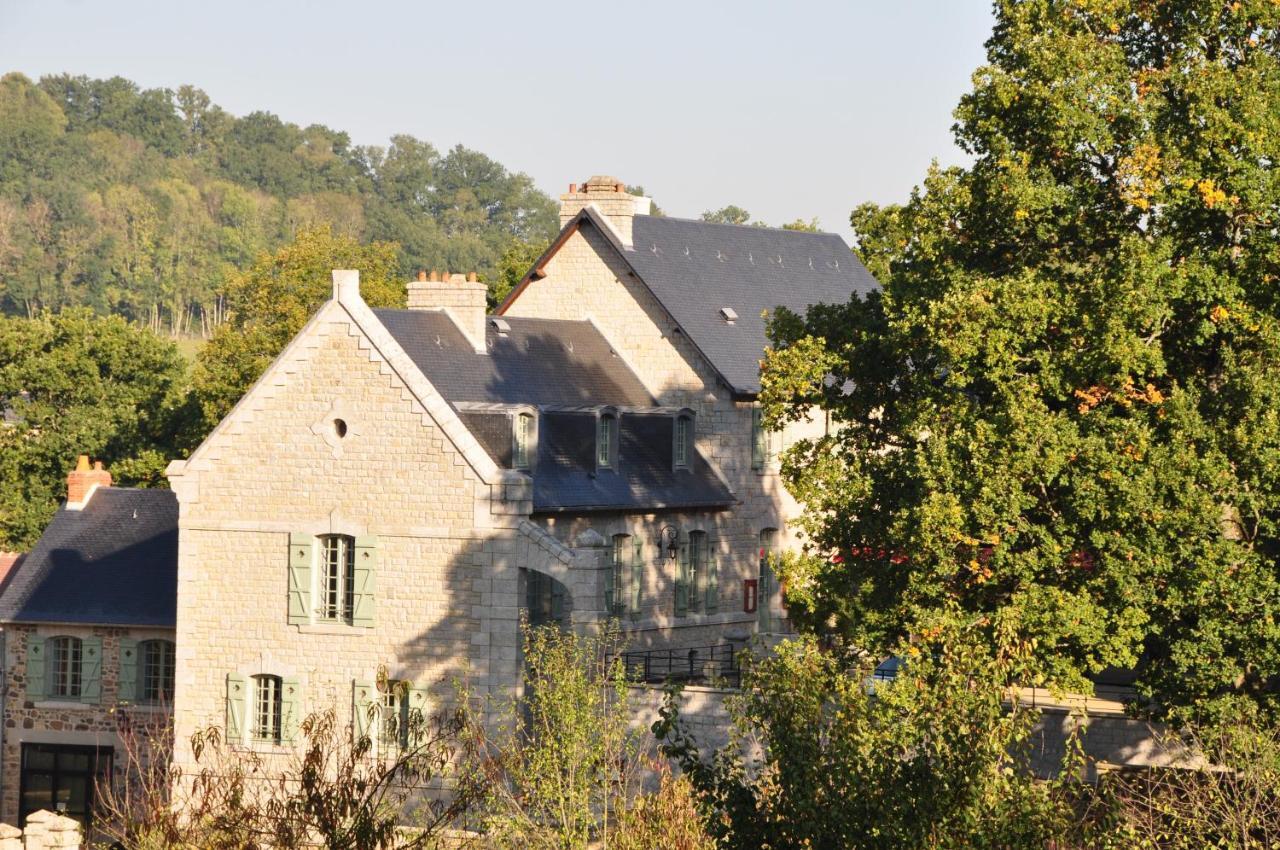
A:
604 545 617 615
751 406 766 469
551 580 566 623
352 536 378 628
407 686 430 748
674 534 689 616
226 673 246 744
281 676 301 743
118 638 139 703
706 539 720 614
689 534 704 613
630 538 644 616
288 533 313 626
27 636 45 701
352 681 376 742
80 637 102 704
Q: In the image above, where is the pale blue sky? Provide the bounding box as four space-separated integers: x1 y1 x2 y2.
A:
0 0 994 238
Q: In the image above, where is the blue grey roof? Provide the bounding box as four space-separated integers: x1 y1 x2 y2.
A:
374 310 655 408
0 488 178 627
624 215 879 395
533 412 734 513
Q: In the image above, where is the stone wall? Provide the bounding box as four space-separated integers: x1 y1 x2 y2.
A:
0 624 173 825
0 810 81 848
503 222 821 645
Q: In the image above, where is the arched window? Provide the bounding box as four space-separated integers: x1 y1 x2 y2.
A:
48 636 82 699
514 412 534 469
319 535 356 624
597 412 617 468
674 414 693 469
139 639 175 704
252 674 283 743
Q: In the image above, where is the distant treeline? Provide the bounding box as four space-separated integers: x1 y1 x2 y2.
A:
0 72 559 333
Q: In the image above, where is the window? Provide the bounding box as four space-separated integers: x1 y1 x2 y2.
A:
597 413 616 468
514 412 533 469
319 535 356 624
751 406 782 470
253 675 283 744
140 640 175 704
379 682 410 751
48 637 82 700
687 532 707 613
19 744 112 830
606 534 629 616
674 415 692 469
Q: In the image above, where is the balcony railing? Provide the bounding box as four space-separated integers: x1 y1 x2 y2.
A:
618 643 742 689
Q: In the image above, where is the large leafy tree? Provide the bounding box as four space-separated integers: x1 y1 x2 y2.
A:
0 309 190 548
763 0 1280 718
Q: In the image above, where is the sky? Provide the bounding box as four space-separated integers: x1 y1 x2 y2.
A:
0 0 995 239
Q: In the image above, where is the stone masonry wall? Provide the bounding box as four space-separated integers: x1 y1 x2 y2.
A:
169 310 525 770
504 223 826 645
0 624 174 825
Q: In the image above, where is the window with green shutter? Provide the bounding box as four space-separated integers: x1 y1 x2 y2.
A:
688 532 707 614
706 538 720 613
280 677 301 743
319 535 356 624
78 637 102 704
140 640 175 704
606 535 628 617
252 674 283 744
751 406 766 470
759 528 778 632
674 531 690 617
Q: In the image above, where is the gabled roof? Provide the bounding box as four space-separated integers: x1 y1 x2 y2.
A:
0 488 178 628
500 208 880 396
374 310 655 408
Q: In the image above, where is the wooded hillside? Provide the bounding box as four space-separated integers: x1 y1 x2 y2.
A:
0 72 558 333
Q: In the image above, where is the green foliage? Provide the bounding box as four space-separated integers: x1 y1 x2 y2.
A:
762 0 1280 720
0 73 558 328
472 623 655 850
492 237 551 308
701 205 753 226
657 621 1078 850
190 227 403 435
0 309 189 548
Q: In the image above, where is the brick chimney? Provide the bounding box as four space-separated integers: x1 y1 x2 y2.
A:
559 176 652 248
407 270 488 354
66 455 111 510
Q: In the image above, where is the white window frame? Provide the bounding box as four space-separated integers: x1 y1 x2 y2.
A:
318 535 356 625
48 636 82 700
140 639 175 704
514 412 534 469
252 674 283 744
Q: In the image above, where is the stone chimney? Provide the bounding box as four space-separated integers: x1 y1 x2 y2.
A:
66 455 111 510
407 270 488 354
559 176 652 248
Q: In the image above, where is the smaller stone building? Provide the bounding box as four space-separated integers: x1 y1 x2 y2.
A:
0 458 177 829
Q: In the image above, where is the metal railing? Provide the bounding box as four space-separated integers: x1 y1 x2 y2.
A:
619 643 742 689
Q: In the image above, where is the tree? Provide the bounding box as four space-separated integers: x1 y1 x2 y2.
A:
701 205 753 226
761 0 1280 719
657 622 1078 850
491 237 550 308
0 310 190 548
190 227 403 437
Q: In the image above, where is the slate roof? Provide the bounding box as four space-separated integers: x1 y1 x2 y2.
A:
503 209 880 396
0 488 178 628
624 215 879 395
533 412 734 513
374 310 655 408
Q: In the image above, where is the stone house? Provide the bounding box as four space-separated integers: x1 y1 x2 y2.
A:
0 458 177 828
161 176 876 770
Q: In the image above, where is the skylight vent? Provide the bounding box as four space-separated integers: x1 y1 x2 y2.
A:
720 307 738 324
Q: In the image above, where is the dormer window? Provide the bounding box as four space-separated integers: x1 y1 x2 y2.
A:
597 412 617 469
514 412 533 469
674 413 693 469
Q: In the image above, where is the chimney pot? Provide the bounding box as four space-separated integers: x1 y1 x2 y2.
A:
569 183 577 193
417 270 427 282
67 455 112 509
466 272 478 283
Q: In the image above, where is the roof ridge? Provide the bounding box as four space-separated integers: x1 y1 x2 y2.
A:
636 214 838 237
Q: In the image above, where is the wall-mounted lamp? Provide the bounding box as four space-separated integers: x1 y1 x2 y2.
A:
659 525 680 562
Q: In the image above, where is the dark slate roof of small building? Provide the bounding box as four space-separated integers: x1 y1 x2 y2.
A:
623 215 880 395
532 412 734 513
374 310 655 408
0 488 178 628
